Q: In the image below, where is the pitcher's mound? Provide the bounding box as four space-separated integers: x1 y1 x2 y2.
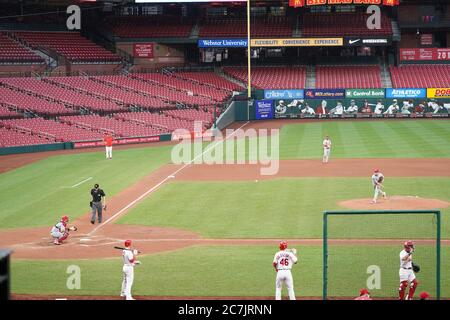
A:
339 196 449 210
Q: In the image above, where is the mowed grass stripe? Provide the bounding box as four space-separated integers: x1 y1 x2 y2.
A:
413 121 450 154
336 121 370 156
384 121 445 157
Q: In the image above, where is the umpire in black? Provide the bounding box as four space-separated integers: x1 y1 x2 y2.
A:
90 183 106 224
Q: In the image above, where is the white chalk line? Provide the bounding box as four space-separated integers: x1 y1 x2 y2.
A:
71 177 93 188
87 121 250 236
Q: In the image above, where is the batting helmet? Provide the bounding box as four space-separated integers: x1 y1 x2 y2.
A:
374 169 380 173
279 241 288 250
61 215 69 223
124 240 132 247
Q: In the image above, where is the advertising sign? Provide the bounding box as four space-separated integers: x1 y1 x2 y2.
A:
400 48 450 61
345 89 385 98
386 88 426 99
255 100 274 120
304 89 345 99
198 39 248 48
264 89 304 100
133 43 154 58
427 88 450 99
251 38 343 47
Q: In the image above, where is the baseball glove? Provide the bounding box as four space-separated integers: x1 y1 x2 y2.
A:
89 201 93 208
68 226 77 232
412 262 420 273
378 176 384 183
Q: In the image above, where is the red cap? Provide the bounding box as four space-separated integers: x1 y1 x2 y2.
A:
61 215 69 223
124 240 132 247
419 291 430 300
279 241 288 250
360 288 370 296
374 169 379 173
404 240 414 247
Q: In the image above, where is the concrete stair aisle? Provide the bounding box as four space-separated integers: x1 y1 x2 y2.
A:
305 65 316 89
380 63 393 88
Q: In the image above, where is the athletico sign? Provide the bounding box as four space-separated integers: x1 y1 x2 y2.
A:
198 39 247 48
427 88 450 99
386 88 426 99
251 38 343 47
400 48 450 61
346 89 385 98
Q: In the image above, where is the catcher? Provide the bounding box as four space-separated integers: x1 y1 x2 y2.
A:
371 169 387 204
399 241 420 300
50 215 77 245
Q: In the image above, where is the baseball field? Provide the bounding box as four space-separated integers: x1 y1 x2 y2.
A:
1 119 449 299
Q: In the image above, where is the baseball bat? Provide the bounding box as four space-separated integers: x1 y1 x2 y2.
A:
114 246 141 253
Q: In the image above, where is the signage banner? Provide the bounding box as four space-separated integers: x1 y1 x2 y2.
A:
255 100 274 120
345 37 390 46
251 38 343 47
305 89 345 99
345 89 385 98
198 39 248 48
386 88 426 99
427 88 450 99
133 43 154 58
73 136 161 149
264 89 304 100
400 48 450 61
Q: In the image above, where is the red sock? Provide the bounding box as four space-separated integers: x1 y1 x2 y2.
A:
408 279 418 300
59 232 69 243
399 281 408 300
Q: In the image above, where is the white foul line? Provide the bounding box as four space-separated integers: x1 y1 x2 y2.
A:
88 121 250 236
71 177 93 188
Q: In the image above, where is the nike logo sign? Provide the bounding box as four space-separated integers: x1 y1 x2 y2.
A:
349 39 360 44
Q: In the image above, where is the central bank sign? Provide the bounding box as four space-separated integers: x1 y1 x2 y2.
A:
346 89 385 98
386 88 426 99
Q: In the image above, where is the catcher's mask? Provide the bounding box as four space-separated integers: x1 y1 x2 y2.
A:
404 241 415 252
279 241 288 250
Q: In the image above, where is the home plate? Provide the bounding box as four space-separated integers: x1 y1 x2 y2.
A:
168 175 175 178
80 238 92 242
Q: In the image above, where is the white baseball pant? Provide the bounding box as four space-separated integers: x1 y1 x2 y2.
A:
121 265 134 300
275 270 296 300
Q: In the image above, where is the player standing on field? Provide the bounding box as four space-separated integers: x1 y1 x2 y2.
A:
399 241 419 300
90 183 106 224
273 241 298 300
121 239 141 300
371 169 386 204
322 135 331 163
104 133 114 160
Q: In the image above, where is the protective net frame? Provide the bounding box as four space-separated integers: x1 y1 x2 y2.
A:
323 210 441 300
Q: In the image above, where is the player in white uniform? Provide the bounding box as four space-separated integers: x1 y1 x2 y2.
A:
301 103 315 115
272 241 298 300
275 100 287 115
373 100 385 115
121 239 141 300
371 169 386 204
329 101 344 115
384 100 399 114
401 100 413 115
399 241 419 300
344 100 358 114
322 135 331 164
50 215 70 245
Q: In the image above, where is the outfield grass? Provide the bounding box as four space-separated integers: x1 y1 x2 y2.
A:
0 146 172 229
279 120 450 159
11 245 450 298
118 177 450 239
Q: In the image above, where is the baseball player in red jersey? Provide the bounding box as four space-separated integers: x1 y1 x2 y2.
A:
104 133 114 159
273 241 298 300
399 241 419 300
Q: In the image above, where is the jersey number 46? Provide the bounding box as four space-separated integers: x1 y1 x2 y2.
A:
280 259 289 266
